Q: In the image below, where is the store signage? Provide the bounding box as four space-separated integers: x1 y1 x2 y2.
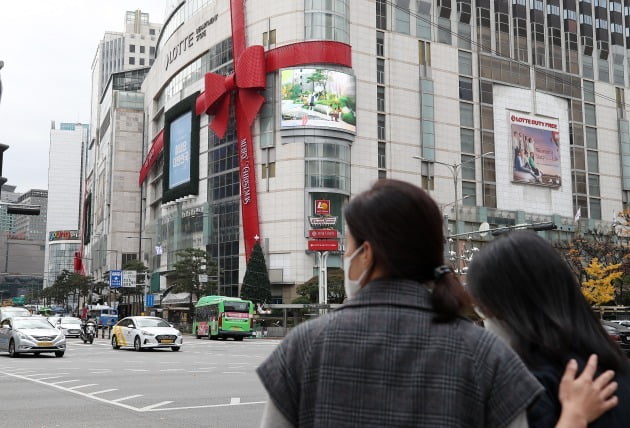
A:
165 14 219 71
49 230 80 242
309 216 337 226
308 240 339 252
309 229 338 239
315 199 331 215
122 270 137 288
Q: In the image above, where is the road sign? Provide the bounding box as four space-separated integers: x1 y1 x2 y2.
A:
122 270 137 288
315 199 331 215
309 216 337 226
109 270 123 288
308 240 339 251
309 229 338 239
145 294 155 307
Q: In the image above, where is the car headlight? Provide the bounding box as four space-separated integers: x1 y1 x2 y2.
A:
141 330 155 336
17 332 29 340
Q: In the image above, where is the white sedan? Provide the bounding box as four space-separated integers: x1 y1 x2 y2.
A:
111 316 183 351
0 316 66 357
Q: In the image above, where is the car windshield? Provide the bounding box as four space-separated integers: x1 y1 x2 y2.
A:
13 318 55 329
3 308 30 315
135 318 170 328
61 317 82 325
224 301 249 312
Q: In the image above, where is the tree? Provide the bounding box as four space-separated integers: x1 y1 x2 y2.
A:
173 248 218 319
581 258 623 305
294 268 345 304
240 242 272 305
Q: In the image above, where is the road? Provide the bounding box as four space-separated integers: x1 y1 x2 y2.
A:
0 335 282 428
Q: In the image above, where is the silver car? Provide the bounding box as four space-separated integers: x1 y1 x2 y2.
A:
0 316 66 357
0 307 31 321
49 316 83 338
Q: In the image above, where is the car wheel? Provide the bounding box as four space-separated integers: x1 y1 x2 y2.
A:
134 336 142 352
112 335 120 350
54 351 64 358
171 346 180 352
196 333 201 339
89 337 94 344
8 340 17 358
235 336 243 341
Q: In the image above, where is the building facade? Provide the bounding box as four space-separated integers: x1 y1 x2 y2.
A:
15 189 48 241
45 122 88 287
0 184 20 233
90 0 630 303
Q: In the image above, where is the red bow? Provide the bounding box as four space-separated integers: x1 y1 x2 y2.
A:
195 45 266 139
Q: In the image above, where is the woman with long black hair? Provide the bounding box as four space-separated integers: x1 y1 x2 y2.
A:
467 230 629 427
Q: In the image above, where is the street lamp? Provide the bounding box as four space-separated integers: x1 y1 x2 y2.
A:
413 152 493 273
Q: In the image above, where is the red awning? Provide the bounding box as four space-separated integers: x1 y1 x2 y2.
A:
138 130 164 185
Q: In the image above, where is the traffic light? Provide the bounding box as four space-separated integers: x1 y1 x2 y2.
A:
6 204 40 215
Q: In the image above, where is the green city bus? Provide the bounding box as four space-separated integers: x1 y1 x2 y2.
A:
193 295 255 341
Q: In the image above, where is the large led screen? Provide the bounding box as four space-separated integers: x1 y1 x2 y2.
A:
281 68 356 133
162 92 199 204
510 112 561 188
168 111 192 189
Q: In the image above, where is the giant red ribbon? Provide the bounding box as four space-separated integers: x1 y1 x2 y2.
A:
196 0 352 261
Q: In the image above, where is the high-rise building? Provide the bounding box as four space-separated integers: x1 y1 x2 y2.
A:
45 122 88 288
15 189 48 241
82 11 163 290
81 0 629 303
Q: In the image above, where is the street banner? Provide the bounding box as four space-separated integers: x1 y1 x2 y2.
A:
308 240 339 251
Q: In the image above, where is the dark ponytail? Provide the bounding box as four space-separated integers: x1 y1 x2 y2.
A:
344 179 471 322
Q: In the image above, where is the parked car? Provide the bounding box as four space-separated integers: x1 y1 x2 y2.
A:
111 316 183 352
0 316 66 357
0 306 31 321
609 320 630 329
49 316 83 338
601 320 630 355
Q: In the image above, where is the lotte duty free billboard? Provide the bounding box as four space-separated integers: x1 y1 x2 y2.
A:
510 112 561 188
280 68 356 133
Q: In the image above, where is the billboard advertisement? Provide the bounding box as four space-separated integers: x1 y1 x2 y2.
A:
168 111 192 189
281 68 356 133
162 92 200 204
510 112 561 188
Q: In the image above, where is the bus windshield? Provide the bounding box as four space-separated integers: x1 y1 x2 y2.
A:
223 301 249 312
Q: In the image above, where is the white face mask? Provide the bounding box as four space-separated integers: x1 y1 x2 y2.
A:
344 243 368 300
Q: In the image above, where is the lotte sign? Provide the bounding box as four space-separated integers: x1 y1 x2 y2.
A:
309 229 338 239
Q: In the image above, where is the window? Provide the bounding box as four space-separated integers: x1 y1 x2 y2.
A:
460 128 474 153
585 126 598 149
460 102 474 127
149 29 156 35
376 0 387 29
150 46 156 57
461 181 477 205
378 114 386 140
376 31 385 56
262 162 276 178
377 86 385 111
140 46 145 54
305 0 349 42
417 1 431 39
459 77 473 101
583 80 595 102
394 0 410 34
263 29 277 46
458 51 473 76
418 40 431 66
129 44 135 53
584 104 597 126
129 57 135 65
587 150 599 172
140 58 145 66
377 58 385 84
378 142 386 169
589 198 601 219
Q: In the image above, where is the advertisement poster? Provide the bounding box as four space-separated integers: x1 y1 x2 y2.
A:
168 111 192 189
510 112 561 188
281 68 356 133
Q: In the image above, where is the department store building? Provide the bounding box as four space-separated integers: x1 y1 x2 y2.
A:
137 0 630 302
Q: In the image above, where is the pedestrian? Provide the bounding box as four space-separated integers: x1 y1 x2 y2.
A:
256 179 615 427
467 230 629 427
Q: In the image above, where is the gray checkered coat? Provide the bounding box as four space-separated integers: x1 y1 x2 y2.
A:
257 279 542 427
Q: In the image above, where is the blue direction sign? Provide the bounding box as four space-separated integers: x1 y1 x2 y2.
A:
145 294 155 308
109 270 123 289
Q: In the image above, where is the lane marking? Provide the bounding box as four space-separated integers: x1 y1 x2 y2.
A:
140 401 173 410
36 376 65 381
125 369 149 372
146 400 267 412
230 397 241 405
50 379 80 385
25 372 69 377
67 383 98 390
222 371 245 374
89 389 118 395
111 394 143 403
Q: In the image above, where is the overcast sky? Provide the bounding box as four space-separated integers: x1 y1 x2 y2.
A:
0 1 171 193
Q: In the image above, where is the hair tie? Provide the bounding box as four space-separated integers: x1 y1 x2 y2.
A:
433 265 452 280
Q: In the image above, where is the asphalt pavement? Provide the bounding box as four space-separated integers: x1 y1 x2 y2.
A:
0 335 282 428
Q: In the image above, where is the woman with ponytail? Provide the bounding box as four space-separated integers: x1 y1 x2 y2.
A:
257 179 615 427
